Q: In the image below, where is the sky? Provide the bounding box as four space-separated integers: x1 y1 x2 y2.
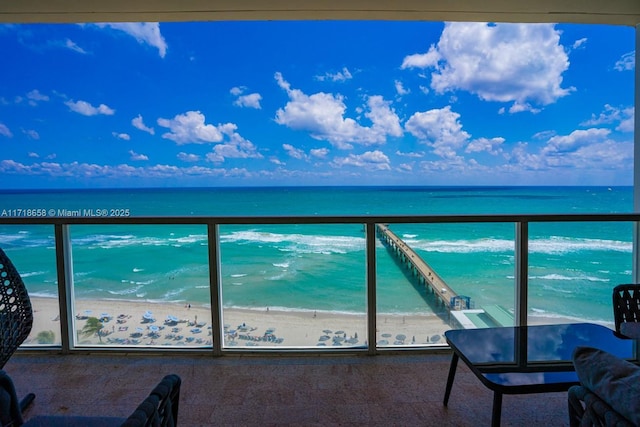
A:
0 21 636 188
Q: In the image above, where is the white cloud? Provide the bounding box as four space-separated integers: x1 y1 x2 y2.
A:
205 132 263 163
395 80 410 96
332 150 391 171
28 152 39 158
615 51 635 71
0 159 251 180
177 152 200 162
128 150 148 161
112 132 130 140
274 73 402 149
403 23 572 111
94 23 167 58
23 129 40 140
283 143 309 161
157 111 225 144
315 67 353 82
234 93 262 109
65 99 115 116
398 163 413 172
581 105 635 132
65 39 87 54
402 46 441 69
0 123 13 138
26 89 49 105
132 114 155 135
310 148 329 159
572 38 587 50
396 150 425 158
542 128 611 155
465 137 505 155
405 106 470 158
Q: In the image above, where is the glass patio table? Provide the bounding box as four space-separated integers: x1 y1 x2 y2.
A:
443 322 636 427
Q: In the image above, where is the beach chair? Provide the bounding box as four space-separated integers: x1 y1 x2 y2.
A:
0 247 35 413
0 370 181 426
612 283 640 338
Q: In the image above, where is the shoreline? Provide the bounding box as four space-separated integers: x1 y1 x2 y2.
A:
28 296 454 347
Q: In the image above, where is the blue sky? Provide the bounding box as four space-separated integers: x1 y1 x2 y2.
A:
0 21 635 188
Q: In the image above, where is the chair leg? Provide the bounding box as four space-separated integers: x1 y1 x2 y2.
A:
20 392 35 412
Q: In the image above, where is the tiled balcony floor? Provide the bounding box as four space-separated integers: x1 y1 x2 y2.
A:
6 351 568 426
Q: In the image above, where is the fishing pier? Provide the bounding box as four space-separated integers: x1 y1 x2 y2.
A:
376 224 514 328
376 224 470 311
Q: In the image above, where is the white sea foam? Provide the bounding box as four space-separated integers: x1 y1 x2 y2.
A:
133 268 144 273
20 270 46 278
75 233 208 249
220 230 364 255
163 288 185 299
230 274 247 278
408 236 631 255
532 274 609 283
273 262 289 268
108 285 144 296
0 233 29 244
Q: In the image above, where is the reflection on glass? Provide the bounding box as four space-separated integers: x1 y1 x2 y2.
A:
69 225 211 347
0 225 61 346
376 222 515 346
219 224 367 348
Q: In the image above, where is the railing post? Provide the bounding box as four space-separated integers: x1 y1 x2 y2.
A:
54 224 73 353
366 222 377 355
514 221 528 328
633 23 640 283
208 223 223 356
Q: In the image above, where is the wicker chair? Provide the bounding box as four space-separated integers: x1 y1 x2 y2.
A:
0 248 35 413
612 283 640 337
0 371 181 427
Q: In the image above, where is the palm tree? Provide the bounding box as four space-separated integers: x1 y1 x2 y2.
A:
36 330 55 344
81 317 104 343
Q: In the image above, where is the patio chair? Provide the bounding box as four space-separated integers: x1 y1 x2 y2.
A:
568 346 639 427
0 370 181 427
612 283 640 338
0 248 35 412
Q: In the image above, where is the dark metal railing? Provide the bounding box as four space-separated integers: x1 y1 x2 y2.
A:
2 212 639 356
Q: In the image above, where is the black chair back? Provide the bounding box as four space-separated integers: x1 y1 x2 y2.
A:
121 374 181 427
0 248 33 368
612 283 640 334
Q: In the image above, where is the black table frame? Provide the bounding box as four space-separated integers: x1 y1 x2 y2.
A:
442 323 635 427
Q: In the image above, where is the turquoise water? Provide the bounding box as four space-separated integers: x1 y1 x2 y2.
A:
0 186 634 323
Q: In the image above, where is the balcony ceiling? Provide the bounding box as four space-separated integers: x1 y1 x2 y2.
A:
1 0 639 25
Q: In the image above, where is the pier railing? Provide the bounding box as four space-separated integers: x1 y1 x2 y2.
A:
1 212 638 356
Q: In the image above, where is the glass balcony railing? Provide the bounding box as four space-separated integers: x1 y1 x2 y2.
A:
0 212 636 354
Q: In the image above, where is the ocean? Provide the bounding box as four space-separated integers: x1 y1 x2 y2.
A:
0 186 634 325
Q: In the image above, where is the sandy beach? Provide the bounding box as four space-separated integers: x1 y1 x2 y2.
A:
27 296 453 348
